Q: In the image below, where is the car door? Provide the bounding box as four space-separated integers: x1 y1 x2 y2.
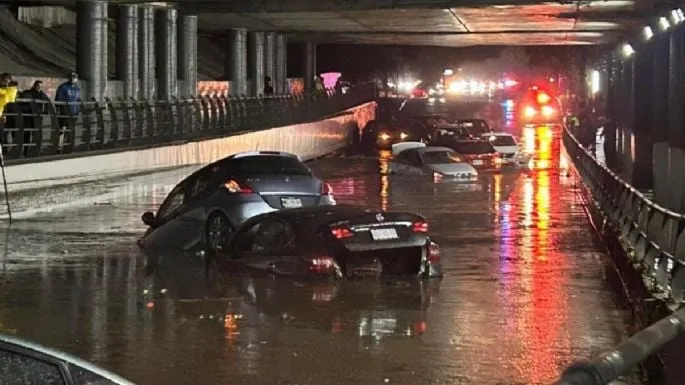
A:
173 166 217 250
145 180 190 250
404 152 425 175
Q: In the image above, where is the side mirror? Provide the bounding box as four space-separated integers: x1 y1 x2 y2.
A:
142 212 156 227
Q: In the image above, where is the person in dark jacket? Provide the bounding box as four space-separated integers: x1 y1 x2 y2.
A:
55 72 81 152
264 76 274 96
18 80 50 156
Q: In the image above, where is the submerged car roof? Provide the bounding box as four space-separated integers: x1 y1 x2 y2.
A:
401 146 455 154
0 333 137 385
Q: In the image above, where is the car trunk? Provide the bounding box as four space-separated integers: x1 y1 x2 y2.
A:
340 246 423 278
244 174 323 209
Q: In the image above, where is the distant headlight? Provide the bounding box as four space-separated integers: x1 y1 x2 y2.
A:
428 97 436 103
379 133 391 141
400 132 409 140
524 106 537 118
541 105 555 117
439 97 446 103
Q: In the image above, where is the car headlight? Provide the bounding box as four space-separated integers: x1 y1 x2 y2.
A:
439 97 446 103
428 97 436 103
541 106 555 117
379 133 391 141
400 132 409 140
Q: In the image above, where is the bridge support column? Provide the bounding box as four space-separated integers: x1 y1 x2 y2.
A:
249 31 265 96
225 29 247 96
631 41 654 190
263 32 275 94
275 34 287 94
76 0 108 100
138 6 155 99
155 8 177 99
652 33 670 206
303 41 316 92
604 52 619 169
668 26 685 211
619 56 634 178
116 5 138 99
177 14 198 97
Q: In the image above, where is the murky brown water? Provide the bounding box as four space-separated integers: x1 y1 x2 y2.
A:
0 129 633 384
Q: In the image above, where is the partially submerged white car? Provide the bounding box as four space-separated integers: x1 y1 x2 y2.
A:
388 142 478 179
482 132 531 166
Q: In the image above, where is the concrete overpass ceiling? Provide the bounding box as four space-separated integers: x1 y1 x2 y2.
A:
197 0 642 46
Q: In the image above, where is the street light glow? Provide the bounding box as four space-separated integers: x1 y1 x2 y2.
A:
590 70 600 94
643 26 653 40
443 68 454 76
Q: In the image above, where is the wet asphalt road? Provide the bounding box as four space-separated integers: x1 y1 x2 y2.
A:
0 99 633 385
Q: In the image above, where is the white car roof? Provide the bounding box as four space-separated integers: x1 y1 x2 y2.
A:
392 142 426 155
482 132 514 137
230 151 299 159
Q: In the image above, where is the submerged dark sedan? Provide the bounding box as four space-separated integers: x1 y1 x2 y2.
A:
139 151 335 252
212 205 443 279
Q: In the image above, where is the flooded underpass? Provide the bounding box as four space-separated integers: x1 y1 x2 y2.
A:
0 142 636 384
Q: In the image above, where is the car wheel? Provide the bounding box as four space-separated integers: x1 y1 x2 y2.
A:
204 212 232 252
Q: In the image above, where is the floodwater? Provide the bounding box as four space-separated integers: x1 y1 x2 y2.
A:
0 129 633 385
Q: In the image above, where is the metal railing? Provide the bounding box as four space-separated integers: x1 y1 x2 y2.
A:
0 85 376 161
557 127 685 385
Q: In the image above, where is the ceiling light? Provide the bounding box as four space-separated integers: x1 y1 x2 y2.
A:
659 16 670 30
643 26 653 40
621 43 634 58
671 9 681 23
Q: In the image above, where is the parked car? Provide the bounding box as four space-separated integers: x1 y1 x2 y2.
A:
0 333 136 385
482 132 532 166
210 205 443 279
139 151 335 252
388 142 478 179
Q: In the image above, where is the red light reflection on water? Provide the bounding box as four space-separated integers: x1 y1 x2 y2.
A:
496 137 571 382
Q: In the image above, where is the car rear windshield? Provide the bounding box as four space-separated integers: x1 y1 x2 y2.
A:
488 136 516 146
454 142 495 154
232 156 312 175
421 151 462 165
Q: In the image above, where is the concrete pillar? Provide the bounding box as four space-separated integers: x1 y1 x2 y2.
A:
614 56 624 159
275 34 287 94
263 32 275 93
155 8 177 99
604 52 618 168
631 43 653 190
668 27 685 211
652 34 670 206
620 58 634 176
249 31 265 96
116 5 138 99
225 29 247 96
138 7 155 99
303 41 316 92
76 0 108 100
177 14 198 97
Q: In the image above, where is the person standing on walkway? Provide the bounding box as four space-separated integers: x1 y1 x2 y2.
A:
55 72 80 153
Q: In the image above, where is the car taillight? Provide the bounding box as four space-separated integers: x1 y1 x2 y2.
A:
412 221 428 233
428 241 440 262
308 256 336 274
321 183 333 195
331 226 353 239
224 179 253 194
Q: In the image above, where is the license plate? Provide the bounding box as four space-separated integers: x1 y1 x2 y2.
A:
370 228 399 241
281 197 302 208
472 160 484 165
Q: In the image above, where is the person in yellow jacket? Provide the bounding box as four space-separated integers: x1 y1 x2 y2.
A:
0 73 18 117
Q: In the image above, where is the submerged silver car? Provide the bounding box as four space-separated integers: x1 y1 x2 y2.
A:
139 151 336 252
0 333 136 384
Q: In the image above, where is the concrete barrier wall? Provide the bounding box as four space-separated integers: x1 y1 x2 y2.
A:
1 102 376 218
